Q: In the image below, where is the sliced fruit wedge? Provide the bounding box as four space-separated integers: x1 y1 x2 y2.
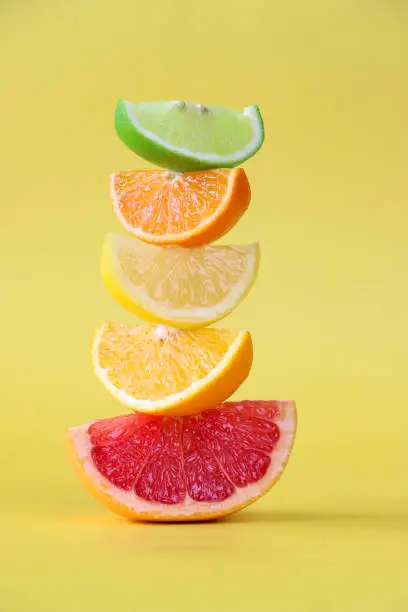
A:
114 99 264 172
92 323 253 415
101 234 260 329
67 400 296 522
110 167 251 247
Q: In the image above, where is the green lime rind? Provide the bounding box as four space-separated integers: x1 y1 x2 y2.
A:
114 99 265 172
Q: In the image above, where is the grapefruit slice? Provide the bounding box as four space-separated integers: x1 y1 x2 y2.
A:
101 233 260 329
92 323 253 415
67 400 296 522
110 168 251 247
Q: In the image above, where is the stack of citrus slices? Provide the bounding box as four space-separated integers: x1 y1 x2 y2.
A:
67 99 297 521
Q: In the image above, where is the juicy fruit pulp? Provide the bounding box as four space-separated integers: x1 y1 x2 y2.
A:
110 168 251 246
101 234 260 328
68 400 296 521
114 100 264 172
92 323 253 415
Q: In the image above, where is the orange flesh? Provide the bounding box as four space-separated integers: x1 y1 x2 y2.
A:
110 168 251 246
114 170 229 235
97 323 237 401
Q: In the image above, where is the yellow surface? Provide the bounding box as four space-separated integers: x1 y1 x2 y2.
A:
1 0 407 610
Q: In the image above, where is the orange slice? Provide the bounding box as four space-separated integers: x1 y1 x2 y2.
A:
92 323 253 415
67 400 297 522
110 168 251 246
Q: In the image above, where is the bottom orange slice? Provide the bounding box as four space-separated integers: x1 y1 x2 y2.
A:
67 400 296 522
92 323 253 415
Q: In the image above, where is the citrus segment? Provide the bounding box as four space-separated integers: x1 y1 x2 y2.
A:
92 323 253 415
110 167 251 246
114 99 264 172
67 400 296 521
101 234 260 328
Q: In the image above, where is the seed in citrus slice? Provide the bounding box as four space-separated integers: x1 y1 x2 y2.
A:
101 234 260 329
92 323 253 415
110 167 251 247
114 99 264 172
67 400 296 522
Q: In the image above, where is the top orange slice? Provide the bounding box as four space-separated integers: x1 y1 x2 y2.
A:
110 168 251 247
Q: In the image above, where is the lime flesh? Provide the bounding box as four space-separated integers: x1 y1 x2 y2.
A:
115 99 264 171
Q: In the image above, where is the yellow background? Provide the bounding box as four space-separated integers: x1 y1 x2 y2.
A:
1 0 407 609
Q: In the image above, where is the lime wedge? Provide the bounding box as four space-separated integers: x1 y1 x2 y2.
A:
114 99 264 171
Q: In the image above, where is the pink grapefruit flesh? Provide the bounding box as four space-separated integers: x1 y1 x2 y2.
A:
67 400 296 522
